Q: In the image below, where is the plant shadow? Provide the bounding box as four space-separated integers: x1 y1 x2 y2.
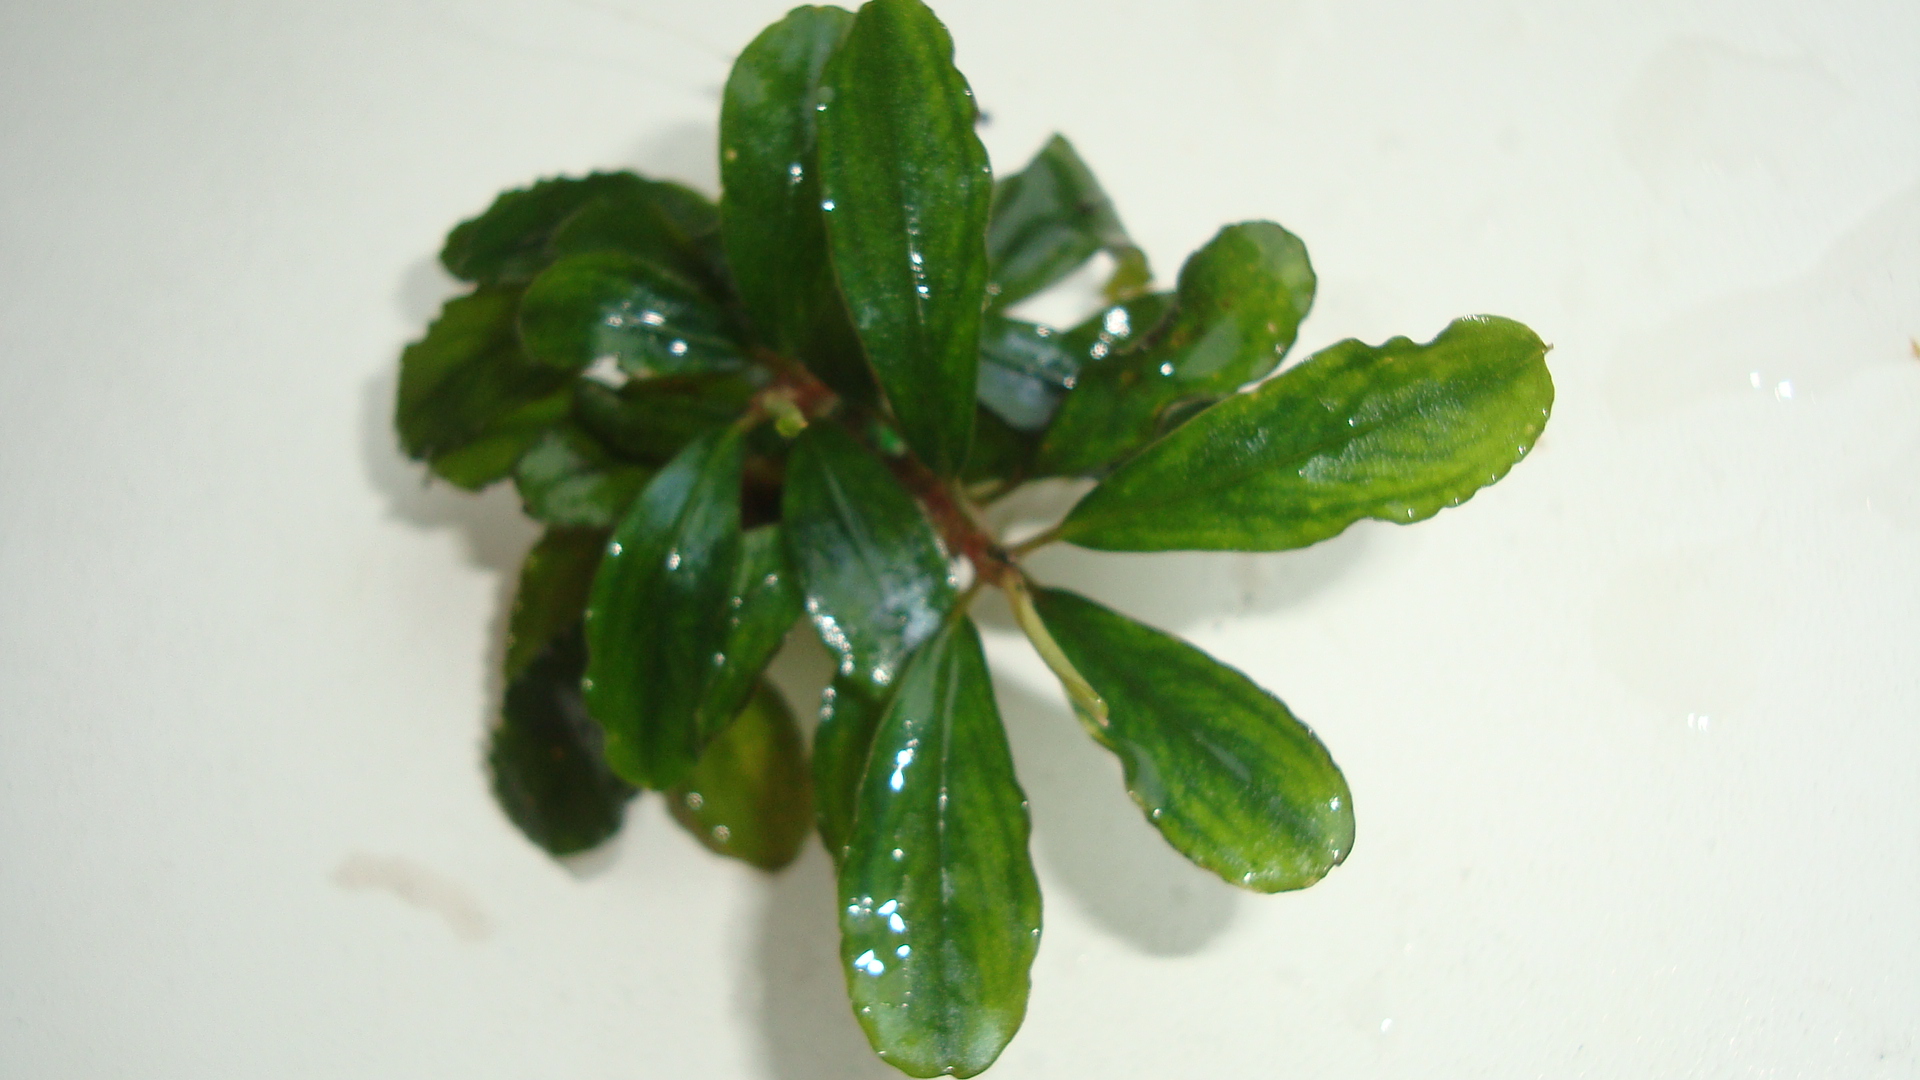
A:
750 845 903 1080
990 667 1245 956
361 317 538 727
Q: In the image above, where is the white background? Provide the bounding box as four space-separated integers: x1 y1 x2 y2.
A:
3 0 1917 1076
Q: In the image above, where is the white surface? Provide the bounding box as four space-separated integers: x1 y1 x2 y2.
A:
2 0 1917 1076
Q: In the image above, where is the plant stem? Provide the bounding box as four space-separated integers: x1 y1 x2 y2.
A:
741 350 841 432
886 454 1018 591
1007 524 1063 557
1002 571 1109 730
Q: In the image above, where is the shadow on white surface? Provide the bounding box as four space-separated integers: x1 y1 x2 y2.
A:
359 351 538 716
993 676 1243 957
1015 532 1369 636
753 846 903 1080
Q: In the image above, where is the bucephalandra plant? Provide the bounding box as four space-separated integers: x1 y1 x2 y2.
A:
394 0 1554 1074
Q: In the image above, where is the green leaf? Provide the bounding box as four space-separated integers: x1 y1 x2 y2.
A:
697 524 805 735
839 616 1039 1079
441 172 650 286
986 134 1148 310
1053 291 1172 369
489 624 636 856
547 180 733 299
395 288 571 490
519 251 746 376
781 423 955 693
976 316 1075 432
667 680 813 870
1038 222 1314 476
720 5 874 401
812 674 888 862
572 375 754 466
513 424 651 529
960 406 1037 487
584 430 744 789
1030 588 1353 891
505 527 607 683
1059 315 1553 551
816 0 992 476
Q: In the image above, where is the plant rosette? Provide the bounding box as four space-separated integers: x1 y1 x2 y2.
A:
394 1 1553 1075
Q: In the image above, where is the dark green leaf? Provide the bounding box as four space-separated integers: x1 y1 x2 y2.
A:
839 616 1039 1079
395 288 571 490
519 251 746 376
986 134 1148 310
812 674 888 861
422 394 573 489
697 524 805 734
1039 222 1314 476
505 527 607 683
816 0 992 476
513 424 651 529
489 625 636 856
960 406 1037 487
720 5 874 400
572 375 754 466
584 430 744 789
440 173 650 286
1059 315 1553 551
782 423 955 692
976 316 1075 432
547 180 732 299
1031 588 1353 891
667 680 812 870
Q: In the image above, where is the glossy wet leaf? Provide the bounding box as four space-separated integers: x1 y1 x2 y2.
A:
395 288 572 489
697 524 805 734
1060 315 1553 551
1031 588 1353 891
505 527 607 683
1040 222 1314 476
513 424 651 529
519 251 745 376
816 0 992 476
783 424 955 693
1053 291 1173 370
584 431 743 789
986 134 1148 310
720 5 873 400
839 616 1038 1079
489 625 636 855
441 172 650 285
547 179 732 299
571 375 753 466
812 674 888 861
976 316 1075 432
667 681 813 870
